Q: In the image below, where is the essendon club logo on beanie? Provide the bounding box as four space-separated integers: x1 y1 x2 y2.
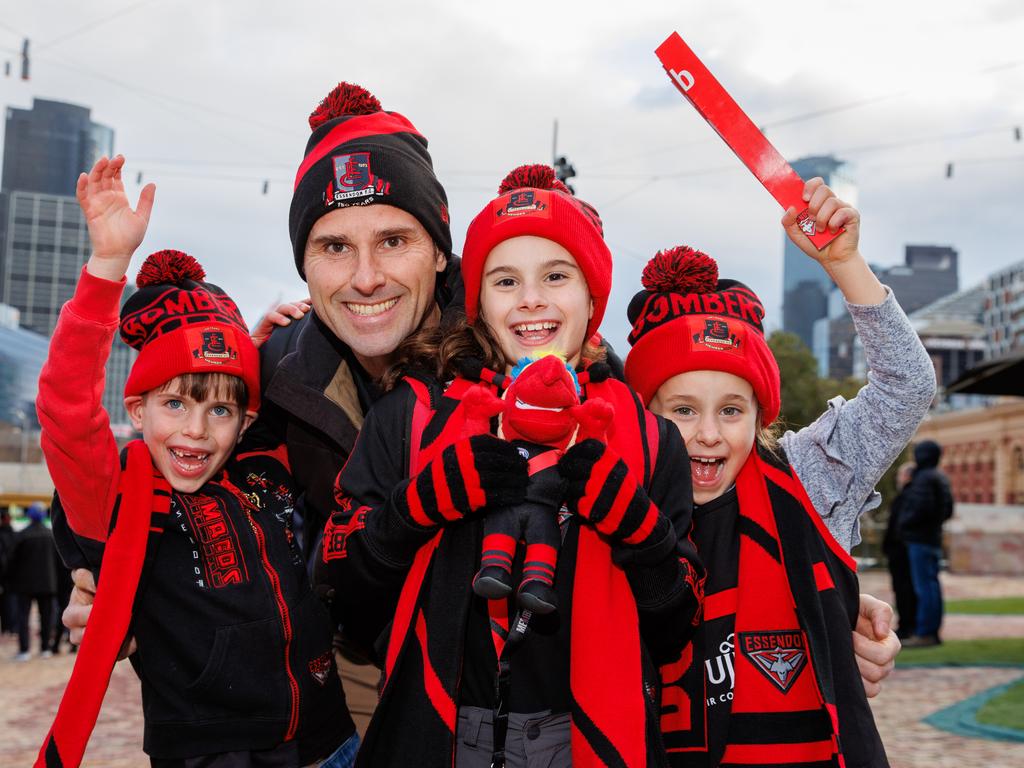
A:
494 189 551 219
187 327 239 367
738 630 809 693
694 318 742 352
324 152 392 207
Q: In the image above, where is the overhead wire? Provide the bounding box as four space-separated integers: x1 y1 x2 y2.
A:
34 0 160 53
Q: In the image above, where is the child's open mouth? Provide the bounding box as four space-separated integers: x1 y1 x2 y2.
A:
169 448 210 475
511 321 560 344
690 456 725 486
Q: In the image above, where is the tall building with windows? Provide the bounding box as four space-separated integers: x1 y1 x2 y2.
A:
0 98 134 427
782 155 857 353
2 99 114 197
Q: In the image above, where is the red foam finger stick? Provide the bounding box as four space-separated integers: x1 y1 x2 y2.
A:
655 32 841 250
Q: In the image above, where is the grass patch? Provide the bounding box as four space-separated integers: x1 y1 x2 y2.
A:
946 597 1024 615
899 637 1024 666
976 679 1024 731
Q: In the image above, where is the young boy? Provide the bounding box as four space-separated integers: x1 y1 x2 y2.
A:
36 156 356 767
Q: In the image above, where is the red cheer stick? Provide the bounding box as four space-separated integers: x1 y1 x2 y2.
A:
655 32 841 250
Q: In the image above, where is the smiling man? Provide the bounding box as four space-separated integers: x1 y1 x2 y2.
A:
259 83 459 565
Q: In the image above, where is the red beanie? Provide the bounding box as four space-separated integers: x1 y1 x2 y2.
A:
623 246 781 424
462 164 611 340
120 250 260 411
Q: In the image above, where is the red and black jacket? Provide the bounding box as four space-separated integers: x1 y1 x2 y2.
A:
50 446 353 762
323 370 703 767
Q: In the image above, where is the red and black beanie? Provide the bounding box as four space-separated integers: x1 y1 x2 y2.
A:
120 250 260 411
623 246 781 423
288 82 452 279
462 164 612 340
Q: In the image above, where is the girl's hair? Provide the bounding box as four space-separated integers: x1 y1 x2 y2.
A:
756 415 783 455
153 372 249 409
381 311 606 391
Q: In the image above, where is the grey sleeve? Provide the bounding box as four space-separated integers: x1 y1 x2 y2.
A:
778 287 936 552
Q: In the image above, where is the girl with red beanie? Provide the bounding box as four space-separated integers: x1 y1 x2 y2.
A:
322 165 704 767
624 179 935 767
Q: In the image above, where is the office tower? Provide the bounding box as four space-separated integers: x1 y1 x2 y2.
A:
0 98 134 427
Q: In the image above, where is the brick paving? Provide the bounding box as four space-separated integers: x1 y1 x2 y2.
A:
1 570 1022 766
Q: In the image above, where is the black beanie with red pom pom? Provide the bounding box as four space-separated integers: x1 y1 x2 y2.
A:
462 163 612 339
624 246 780 422
288 82 452 279
120 250 260 410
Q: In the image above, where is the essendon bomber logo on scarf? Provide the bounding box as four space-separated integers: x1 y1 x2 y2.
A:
738 630 808 693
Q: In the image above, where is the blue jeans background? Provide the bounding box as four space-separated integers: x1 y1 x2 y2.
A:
906 542 944 638
319 732 360 768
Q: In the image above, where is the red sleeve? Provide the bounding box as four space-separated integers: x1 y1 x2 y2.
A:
37 266 126 542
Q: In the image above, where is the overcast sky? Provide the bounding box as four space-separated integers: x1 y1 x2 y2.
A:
1 0 1021 353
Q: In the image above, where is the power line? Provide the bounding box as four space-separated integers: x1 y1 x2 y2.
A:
37 53 295 138
35 0 159 53
588 58 1024 172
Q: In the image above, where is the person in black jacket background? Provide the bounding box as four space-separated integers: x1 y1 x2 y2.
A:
8 502 58 661
883 462 917 639
899 440 954 647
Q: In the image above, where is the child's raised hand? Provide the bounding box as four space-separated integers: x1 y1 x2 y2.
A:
781 177 860 268
782 177 885 306
77 155 156 280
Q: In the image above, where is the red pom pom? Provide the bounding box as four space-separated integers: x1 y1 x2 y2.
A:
641 246 718 294
136 250 206 288
309 82 383 131
498 164 571 195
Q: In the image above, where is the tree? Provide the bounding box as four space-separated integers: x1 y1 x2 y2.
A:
767 331 823 432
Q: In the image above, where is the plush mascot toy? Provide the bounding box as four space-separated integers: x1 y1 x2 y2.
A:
461 355 612 614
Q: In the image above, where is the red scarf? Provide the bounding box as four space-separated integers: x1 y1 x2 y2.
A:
725 451 840 766
37 441 171 768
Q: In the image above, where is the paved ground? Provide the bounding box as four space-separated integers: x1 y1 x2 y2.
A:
2 570 1022 766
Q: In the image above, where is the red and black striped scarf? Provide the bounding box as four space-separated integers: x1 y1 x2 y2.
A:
37 441 172 768
370 374 660 766
723 450 844 766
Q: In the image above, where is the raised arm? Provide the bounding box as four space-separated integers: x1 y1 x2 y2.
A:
37 156 156 541
778 179 936 551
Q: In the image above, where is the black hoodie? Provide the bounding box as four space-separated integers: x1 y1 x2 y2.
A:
899 440 954 547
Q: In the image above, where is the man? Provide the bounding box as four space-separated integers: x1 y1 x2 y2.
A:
62 81 900 728
899 440 955 647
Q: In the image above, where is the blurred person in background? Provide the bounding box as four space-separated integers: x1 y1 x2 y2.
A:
899 440 954 648
0 507 18 635
8 502 58 660
883 462 917 639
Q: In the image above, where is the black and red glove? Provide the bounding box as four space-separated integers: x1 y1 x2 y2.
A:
394 434 528 529
558 438 677 563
